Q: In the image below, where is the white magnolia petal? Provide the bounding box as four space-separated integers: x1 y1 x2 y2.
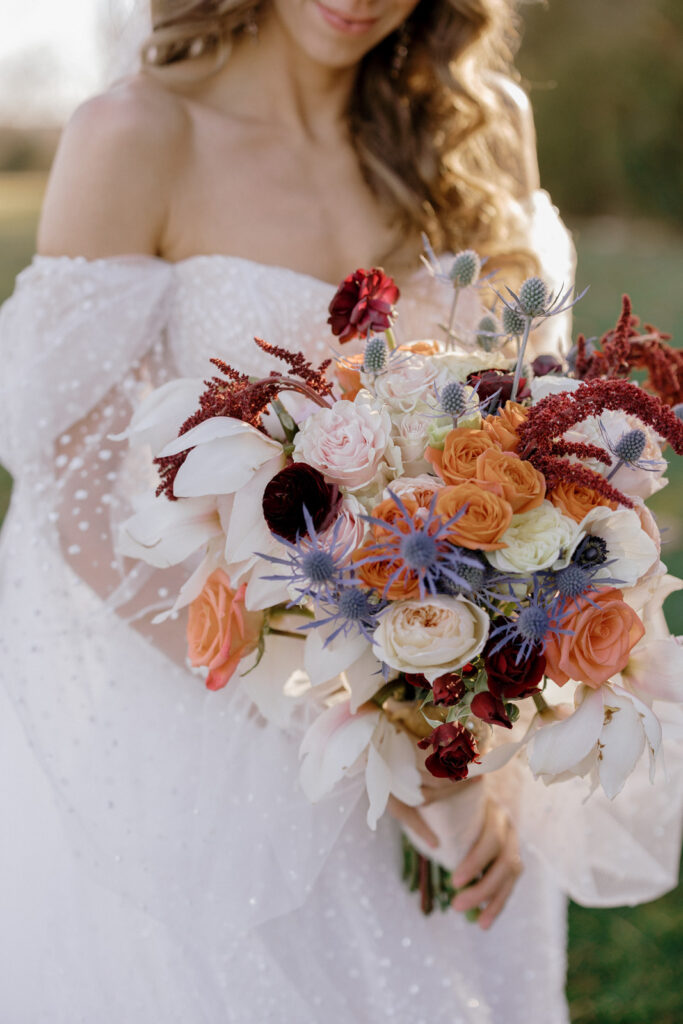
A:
597 688 646 799
365 741 392 830
172 433 284 497
223 456 285 564
152 538 226 623
343 646 385 714
304 625 370 687
613 684 663 782
469 712 545 777
374 718 423 808
117 494 220 568
299 703 378 803
528 686 604 778
239 634 306 730
622 637 683 704
110 377 204 454
159 416 280 456
241 568 292 612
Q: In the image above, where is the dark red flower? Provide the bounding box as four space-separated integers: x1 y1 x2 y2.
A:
470 691 513 730
432 673 466 706
531 354 563 377
327 267 400 344
262 463 341 541
418 723 479 781
484 635 546 700
466 368 530 406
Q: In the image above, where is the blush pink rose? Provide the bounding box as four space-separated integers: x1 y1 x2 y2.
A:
545 588 645 688
187 570 263 690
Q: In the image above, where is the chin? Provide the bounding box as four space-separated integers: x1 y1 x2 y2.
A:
272 0 420 68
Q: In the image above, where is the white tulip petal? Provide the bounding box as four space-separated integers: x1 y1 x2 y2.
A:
152 538 226 623
159 416 279 456
613 684 663 782
223 456 285 564
304 625 370 687
528 686 604 778
118 494 220 568
597 689 646 799
343 646 386 713
374 718 423 808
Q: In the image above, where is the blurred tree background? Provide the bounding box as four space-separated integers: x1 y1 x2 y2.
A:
0 1 681 1021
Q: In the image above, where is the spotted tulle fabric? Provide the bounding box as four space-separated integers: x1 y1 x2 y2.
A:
0 191 681 1023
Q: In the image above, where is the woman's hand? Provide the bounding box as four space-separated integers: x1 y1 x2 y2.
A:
450 798 523 930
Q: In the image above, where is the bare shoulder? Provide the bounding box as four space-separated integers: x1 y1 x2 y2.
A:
486 73 541 197
37 73 192 258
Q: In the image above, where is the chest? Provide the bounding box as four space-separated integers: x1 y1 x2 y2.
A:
163 115 412 284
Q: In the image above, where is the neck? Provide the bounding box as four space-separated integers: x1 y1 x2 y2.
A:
204 10 358 142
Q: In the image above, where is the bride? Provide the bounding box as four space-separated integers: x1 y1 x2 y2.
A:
0 1 680 1020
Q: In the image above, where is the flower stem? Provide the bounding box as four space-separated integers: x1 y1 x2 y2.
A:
606 458 624 482
385 327 397 351
446 288 461 350
532 692 550 714
510 316 533 402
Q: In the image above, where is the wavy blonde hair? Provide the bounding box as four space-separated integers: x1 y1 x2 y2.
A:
142 0 537 279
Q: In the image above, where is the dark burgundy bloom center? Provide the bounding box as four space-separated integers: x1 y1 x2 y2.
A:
327 267 400 344
484 634 546 701
262 463 341 542
467 368 530 407
470 691 513 730
418 722 479 781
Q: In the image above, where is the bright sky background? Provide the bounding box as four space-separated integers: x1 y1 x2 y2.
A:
0 0 147 125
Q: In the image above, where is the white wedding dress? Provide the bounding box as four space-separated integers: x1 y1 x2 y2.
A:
0 191 681 1024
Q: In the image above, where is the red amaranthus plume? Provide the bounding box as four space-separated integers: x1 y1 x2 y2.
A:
154 338 333 500
517 378 683 509
576 295 682 405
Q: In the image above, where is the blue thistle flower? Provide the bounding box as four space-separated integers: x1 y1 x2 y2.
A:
449 249 481 287
440 380 467 418
501 305 526 337
363 335 388 374
518 276 548 317
476 314 500 352
614 428 647 464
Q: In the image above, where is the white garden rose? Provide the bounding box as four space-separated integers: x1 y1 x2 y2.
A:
394 412 432 475
486 500 580 574
430 350 514 384
530 374 581 404
365 352 439 414
292 392 400 491
372 595 489 682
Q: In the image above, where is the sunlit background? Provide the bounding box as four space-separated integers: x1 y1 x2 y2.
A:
0 1 681 1020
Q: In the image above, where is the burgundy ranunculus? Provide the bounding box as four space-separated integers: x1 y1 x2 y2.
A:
432 672 466 706
262 463 341 542
531 354 564 377
484 634 546 700
418 723 479 781
466 368 530 406
327 267 400 344
470 691 513 729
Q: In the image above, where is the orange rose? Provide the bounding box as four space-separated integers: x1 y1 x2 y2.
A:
435 483 513 550
548 481 618 523
352 540 420 600
187 570 263 691
370 496 418 538
426 428 499 484
336 353 364 400
482 402 529 452
475 447 546 514
545 588 645 688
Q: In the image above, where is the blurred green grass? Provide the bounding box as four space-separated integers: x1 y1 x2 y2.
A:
0 171 681 1022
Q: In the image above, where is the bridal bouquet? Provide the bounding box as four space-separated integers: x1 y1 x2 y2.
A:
115 250 683 912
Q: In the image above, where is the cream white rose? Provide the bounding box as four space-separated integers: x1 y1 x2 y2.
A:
372 595 489 682
365 352 439 414
486 500 580 574
293 392 400 491
530 374 581 404
394 412 432 475
430 350 514 384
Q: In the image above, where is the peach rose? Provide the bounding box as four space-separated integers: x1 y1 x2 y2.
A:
336 353 364 401
187 570 263 691
474 448 546 513
352 540 420 600
548 480 617 523
369 495 418 538
399 339 441 355
435 483 513 550
545 588 645 688
426 428 499 484
481 402 529 452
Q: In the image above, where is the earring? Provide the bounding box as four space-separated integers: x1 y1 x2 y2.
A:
390 21 411 80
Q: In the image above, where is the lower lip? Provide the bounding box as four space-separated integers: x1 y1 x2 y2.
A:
314 1 379 35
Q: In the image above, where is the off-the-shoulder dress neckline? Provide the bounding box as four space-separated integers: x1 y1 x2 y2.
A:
31 250 434 294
